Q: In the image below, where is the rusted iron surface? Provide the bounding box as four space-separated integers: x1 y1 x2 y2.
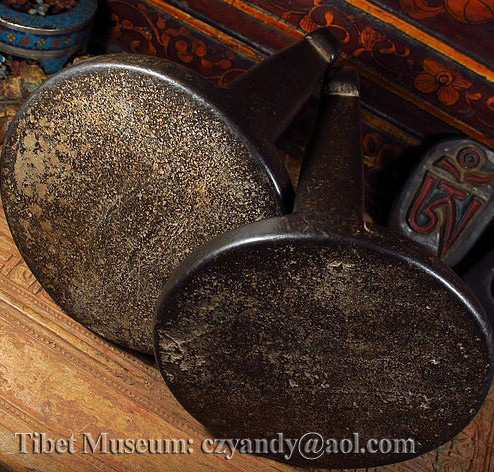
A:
1 57 281 353
0 182 493 471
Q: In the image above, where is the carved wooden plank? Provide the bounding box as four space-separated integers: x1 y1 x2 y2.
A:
104 0 494 146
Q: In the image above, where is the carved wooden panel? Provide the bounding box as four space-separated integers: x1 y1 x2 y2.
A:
101 0 494 148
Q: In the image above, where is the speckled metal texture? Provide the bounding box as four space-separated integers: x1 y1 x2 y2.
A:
0 56 282 353
154 68 494 468
155 227 492 468
0 29 340 353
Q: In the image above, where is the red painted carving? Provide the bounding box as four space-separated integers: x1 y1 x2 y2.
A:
408 174 482 257
408 146 494 257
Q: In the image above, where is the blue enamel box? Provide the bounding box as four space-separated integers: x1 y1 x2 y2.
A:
0 0 96 73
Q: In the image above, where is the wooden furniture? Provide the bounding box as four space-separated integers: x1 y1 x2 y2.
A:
98 0 494 230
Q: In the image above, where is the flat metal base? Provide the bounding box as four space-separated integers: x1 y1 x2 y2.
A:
1 56 282 353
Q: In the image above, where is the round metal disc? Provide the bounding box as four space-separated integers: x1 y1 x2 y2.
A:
0 56 282 353
155 230 492 468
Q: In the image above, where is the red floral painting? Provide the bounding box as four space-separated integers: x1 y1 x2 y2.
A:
400 0 494 23
414 58 472 105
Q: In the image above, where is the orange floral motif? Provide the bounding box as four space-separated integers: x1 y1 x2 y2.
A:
414 58 472 105
400 0 446 19
445 0 494 22
400 0 494 23
360 26 386 50
297 2 350 43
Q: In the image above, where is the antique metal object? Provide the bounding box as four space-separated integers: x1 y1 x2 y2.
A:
390 139 494 266
0 29 339 353
155 68 494 468
0 0 96 74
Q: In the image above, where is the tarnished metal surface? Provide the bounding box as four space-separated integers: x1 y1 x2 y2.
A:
1 29 340 353
0 200 296 472
155 68 493 468
156 233 492 468
0 59 281 353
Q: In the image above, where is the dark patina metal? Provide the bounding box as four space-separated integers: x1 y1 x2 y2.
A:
155 68 494 468
390 138 494 266
0 29 339 353
464 250 494 327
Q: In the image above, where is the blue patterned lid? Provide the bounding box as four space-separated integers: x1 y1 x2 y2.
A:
0 0 96 32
